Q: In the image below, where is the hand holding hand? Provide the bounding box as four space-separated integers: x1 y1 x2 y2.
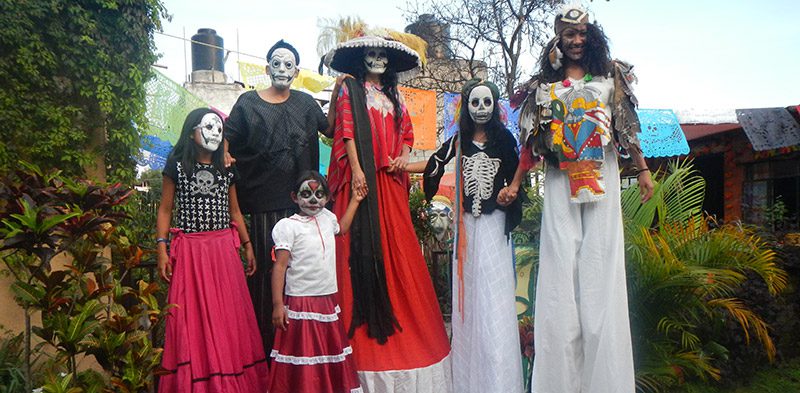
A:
387 155 408 173
351 167 368 199
351 188 366 202
496 186 519 206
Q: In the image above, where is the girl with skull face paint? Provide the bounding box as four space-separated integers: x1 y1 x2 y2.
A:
324 34 452 391
268 170 364 393
407 79 523 393
156 108 268 391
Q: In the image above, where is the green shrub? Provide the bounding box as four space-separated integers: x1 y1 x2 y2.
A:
622 160 788 392
0 162 167 392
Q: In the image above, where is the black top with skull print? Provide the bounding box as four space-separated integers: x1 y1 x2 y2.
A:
224 90 328 214
162 154 239 233
423 129 522 234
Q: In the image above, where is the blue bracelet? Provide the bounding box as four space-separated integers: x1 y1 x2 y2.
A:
156 237 169 245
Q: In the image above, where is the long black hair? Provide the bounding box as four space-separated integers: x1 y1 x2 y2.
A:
169 108 226 177
458 83 510 150
351 60 404 130
537 22 612 83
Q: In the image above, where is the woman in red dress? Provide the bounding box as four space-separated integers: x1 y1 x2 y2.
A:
324 34 452 392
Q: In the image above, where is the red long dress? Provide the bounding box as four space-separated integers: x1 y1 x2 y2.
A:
328 82 451 391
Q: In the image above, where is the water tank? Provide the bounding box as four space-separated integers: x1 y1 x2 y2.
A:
191 28 224 72
405 14 453 60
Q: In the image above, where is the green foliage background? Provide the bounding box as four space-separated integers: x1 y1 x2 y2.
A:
0 0 167 184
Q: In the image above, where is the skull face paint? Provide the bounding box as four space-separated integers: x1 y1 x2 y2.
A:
363 47 388 75
194 113 223 152
295 180 328 216
468 85 494 125
268 48 298 90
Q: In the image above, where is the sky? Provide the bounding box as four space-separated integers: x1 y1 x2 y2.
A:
153 0 800 112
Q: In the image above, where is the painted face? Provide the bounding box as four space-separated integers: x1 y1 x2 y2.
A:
560 25 588 62
268 48 298 90
468 85 494 125
295 179 328 216
193 113 223 152
363 47 388 75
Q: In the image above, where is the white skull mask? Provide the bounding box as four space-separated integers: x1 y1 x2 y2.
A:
295 179 328 216
468 85 494 125
195 113 223 152
364 47 388 75
268 48 298 90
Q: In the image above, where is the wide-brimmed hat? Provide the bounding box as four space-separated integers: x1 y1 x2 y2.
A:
324 35 421 76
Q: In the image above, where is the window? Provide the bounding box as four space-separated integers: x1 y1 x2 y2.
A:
742 158 800 230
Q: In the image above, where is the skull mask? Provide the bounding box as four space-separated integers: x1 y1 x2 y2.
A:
364 47 388 75
195 113 223 152
428 200 454 242
268 48 298 90
294 179 328 217
468 85 494 125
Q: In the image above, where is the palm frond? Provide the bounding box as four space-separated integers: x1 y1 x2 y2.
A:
707 298 777 361
625 159 786 389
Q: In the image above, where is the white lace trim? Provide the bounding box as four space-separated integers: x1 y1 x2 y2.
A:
270 346 354 365
285 305 341 322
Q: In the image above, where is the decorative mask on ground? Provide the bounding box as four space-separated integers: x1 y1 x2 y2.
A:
295 179 328 217
428 196 454 242
194 113 223 152
268 48 298 89
364 47 388 75
468 85 494 125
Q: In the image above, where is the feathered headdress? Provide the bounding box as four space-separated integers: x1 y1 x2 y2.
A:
554 2 590 36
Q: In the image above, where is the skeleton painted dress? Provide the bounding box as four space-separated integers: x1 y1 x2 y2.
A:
423 129 523 393
423 131 521 233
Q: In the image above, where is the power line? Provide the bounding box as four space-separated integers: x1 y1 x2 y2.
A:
156 30 266 61
155 30 324 75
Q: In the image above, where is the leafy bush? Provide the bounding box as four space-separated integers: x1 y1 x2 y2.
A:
0 0 167 183
0 162 167 392
622 160 788 392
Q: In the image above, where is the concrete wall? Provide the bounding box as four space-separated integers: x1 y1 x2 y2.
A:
184 74 246 116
